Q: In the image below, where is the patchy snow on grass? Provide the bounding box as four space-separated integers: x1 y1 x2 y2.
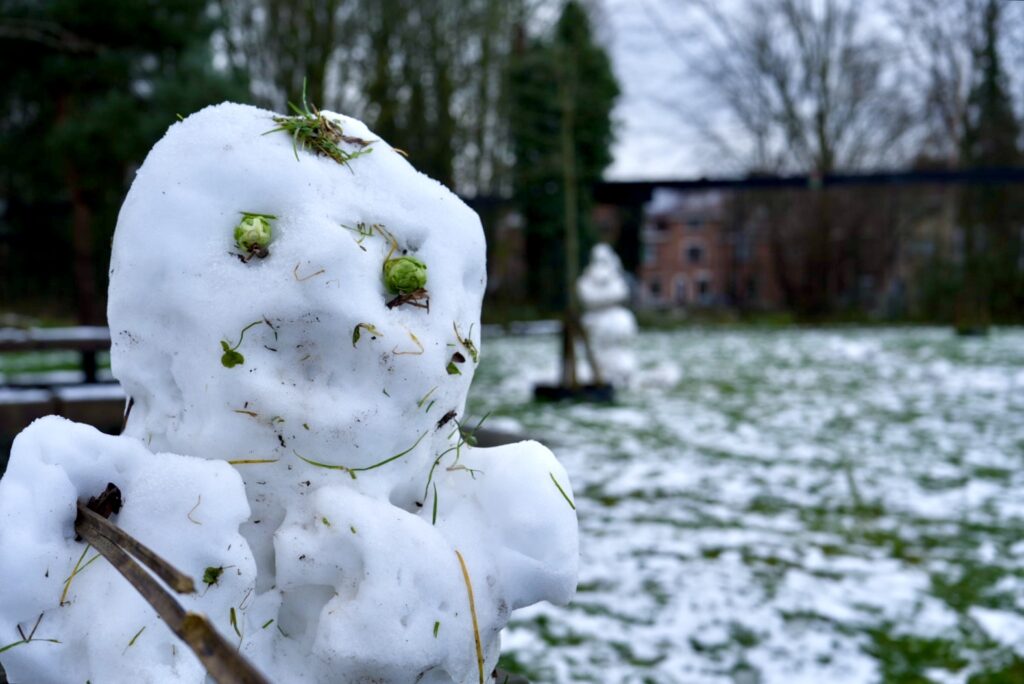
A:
469 327 1024 683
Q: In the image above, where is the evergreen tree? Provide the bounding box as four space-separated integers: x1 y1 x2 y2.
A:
955 0 1023 332
0 0 246 323
509 1 619 311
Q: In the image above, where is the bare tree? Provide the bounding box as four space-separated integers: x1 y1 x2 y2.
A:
887 0 984 165
644 0 912 174
214 0 548 195
887 0 1024 165
637 0 919 315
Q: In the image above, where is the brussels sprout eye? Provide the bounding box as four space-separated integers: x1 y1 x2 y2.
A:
383 256 427 294
234 212 275 260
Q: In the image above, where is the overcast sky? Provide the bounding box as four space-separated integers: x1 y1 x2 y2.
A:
601 0 704 180
598 0 1024 181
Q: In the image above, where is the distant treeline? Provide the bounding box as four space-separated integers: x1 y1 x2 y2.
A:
0 0 1021 328
0 0 615 323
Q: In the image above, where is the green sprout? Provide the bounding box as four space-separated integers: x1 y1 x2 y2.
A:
265 79 374 168
202 566 225 587
417 386 438 410
60 545 100 606
234 212 275 260
549 472 576 510
294 430 429 479
229 607 242 640
352 322 383 347
384 255 428 294
220 320 261 368
220 343 244 368
447 351 466 375
453 323 479 363
421 413 490 509
342 221 382 251
432 483 439 525
125 626 146 652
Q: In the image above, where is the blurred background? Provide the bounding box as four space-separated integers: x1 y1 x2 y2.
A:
1 0 1024 682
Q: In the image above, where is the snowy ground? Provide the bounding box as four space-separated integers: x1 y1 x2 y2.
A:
468 327 1024 684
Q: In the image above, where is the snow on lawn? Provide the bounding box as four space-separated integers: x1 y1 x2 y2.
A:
468 327 1024 683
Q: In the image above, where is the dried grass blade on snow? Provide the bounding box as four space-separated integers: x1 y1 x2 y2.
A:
454 549 484 684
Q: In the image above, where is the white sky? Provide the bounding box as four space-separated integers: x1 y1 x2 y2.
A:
598 0 1024 181
600 0 712 180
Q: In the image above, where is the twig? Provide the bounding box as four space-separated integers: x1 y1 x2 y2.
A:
74 503 269 684
76 503 195 594
121 396 135 434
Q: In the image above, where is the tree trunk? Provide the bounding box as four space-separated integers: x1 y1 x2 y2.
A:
559 45 579 389
57 95 100 326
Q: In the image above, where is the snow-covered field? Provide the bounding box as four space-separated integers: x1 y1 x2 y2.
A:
468 327 1024 683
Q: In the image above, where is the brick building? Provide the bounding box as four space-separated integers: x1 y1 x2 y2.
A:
637 189 781 310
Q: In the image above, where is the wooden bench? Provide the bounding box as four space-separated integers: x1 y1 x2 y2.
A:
0 326 111 383
0 327 125 460
1 326 522 468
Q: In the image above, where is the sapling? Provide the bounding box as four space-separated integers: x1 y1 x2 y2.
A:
220 320 261 368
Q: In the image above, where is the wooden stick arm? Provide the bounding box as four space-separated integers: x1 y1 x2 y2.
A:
74 502 270 684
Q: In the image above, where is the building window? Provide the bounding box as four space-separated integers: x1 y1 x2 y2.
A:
686 217 704 229
735 235 752 262
685 243 704 264
648 277 662 300
697 275 712 304
673 275 687 304
642 241 657 265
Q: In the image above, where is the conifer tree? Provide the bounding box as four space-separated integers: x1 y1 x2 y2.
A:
0 0 246 322
955 0 1023 333
509 1 619 311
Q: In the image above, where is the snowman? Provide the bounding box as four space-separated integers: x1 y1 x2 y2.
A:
0 101 578 684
